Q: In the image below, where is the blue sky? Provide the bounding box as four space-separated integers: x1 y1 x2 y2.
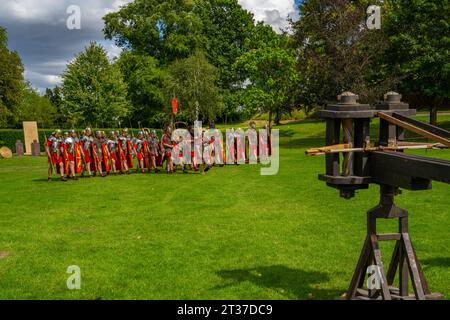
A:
0 0 301 92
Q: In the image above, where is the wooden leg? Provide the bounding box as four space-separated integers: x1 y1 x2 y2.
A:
369 234 391 300
399 243 409 297
347 236 371 299
402 233 425 300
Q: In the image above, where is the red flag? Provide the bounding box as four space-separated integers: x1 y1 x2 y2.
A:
172 97 179 114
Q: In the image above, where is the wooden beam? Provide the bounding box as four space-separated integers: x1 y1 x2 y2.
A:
378 112 450 148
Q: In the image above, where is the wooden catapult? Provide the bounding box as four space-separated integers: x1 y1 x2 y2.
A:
307 92 450 300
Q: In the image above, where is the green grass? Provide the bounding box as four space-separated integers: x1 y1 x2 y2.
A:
0 117 449 300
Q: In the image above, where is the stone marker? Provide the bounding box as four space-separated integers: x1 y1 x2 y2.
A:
15 140 24 157
23 121 39 155
31 140 41 156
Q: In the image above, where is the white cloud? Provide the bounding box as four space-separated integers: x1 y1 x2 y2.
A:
238 0 299 32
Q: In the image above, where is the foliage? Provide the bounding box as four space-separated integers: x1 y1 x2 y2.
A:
291 0 397 109
116 51 166 127
234 26 299 128
13 83 56 128
103 0 205 66
61 42 131 128
44 86 65 126
165 51 224 123
384 0 450 124
194 0 255 88
0 27 24 128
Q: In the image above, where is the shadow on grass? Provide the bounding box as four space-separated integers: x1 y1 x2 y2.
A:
421 257 450 268
215 265 342 300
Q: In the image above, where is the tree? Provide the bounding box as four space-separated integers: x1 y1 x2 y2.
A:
0 27 24 127
165 51 223 123
384 0 450 125
103 0 205 66
16 82 56 128
45 86 65 126
194 0 255 88
116 52 166 127
234 25 299 129
61 42 131 128
291 0 397 110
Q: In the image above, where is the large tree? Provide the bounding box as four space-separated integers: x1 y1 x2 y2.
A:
194 0 255 88
165 51 223 123
234 24 299 129
61 43 131 128
291 0 396 110
117 52 166 127
0 27 24 127
103 0 205 66
384 0 450 125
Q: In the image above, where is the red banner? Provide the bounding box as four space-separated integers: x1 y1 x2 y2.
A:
172 97 179 114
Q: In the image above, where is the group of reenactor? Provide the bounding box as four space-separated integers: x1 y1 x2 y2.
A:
45 126 215 182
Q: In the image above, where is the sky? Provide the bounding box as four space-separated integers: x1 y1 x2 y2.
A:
0 0 301 92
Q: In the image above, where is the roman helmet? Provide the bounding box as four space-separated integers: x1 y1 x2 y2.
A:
122 128 129 136
54 129 62 138
85 127 92 136
109 131 115 138
70 129 77 138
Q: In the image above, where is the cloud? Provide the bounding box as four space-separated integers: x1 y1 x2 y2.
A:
0 0 131 92
238 0 299 33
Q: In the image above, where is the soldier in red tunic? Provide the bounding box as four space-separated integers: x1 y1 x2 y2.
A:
118 129 130 174
107 131 119 175
133 131 146 174
93 131 107 177
80 128 94 178
147 130 160 173
46 129 67 182
161 127 174 174
64 130 79 180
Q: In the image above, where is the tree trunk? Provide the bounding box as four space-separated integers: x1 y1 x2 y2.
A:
430 105 438 126
275 108 281 126
268 109 273 134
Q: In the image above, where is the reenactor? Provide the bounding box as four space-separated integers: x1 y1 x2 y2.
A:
100 131 111 174
47 129 67 181
161 126 174 174
142 128 151 172
148 130 160 173
93 131 106 177
107 131 119 175
80 128 94 178
118 128 130 174
64 130 80 180
133 131 146 174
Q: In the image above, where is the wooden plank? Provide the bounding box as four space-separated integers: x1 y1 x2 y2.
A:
378 234 402 241
369 234 392 300
347 237 371 299
378 112 450 147
402 233 426 300
393 113 450 138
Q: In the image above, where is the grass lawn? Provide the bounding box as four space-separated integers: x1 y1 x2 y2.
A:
0 117 449 300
